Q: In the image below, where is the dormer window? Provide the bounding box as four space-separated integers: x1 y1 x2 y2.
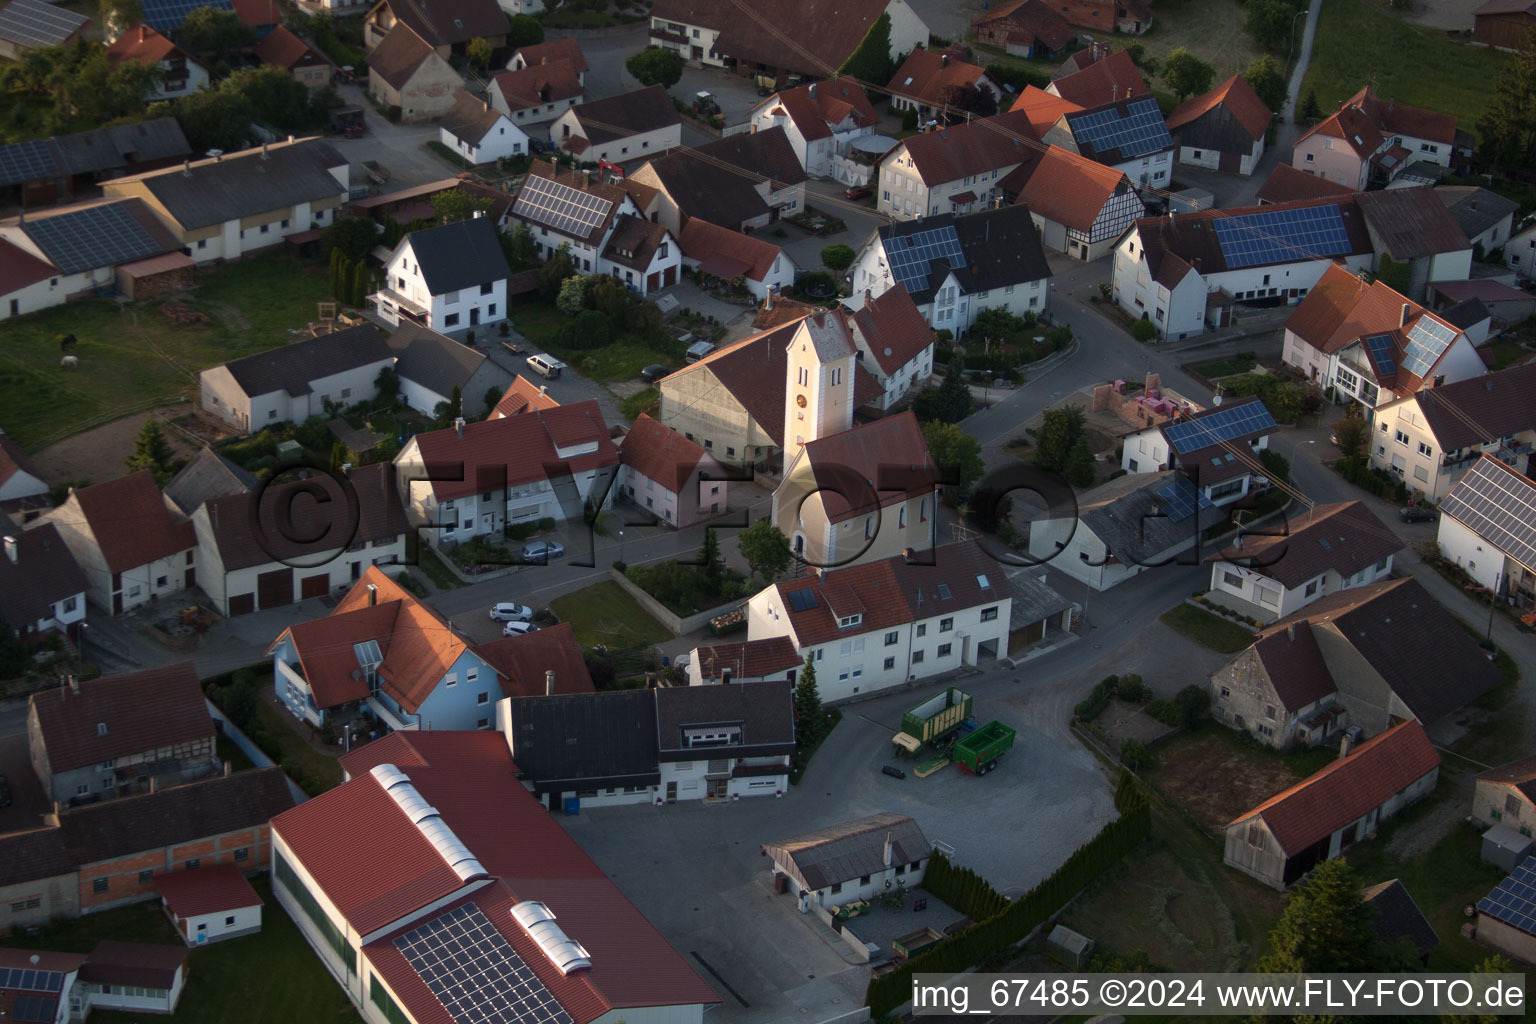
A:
837 613 863 628
96 722 108 736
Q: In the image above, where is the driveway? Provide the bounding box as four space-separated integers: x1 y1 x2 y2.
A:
328 83 466 190
547 26 649 101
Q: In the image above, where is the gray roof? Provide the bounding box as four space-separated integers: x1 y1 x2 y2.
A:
0 0 86 50
215 324 392 399
1075 471 1227 564
763 812 931 891
1004 568 1074 630
1362 879 1440 958
388 324 487 399
114 138 347 230
0 522 86 629
506 690 660 792
400 215 511 296
1442 297 1491 330
654 679 796 760
571 85 679 145
440 89 508 147
1439 456 1536 575
1436 186 1520 239
163 447 259 516
51 118 191 177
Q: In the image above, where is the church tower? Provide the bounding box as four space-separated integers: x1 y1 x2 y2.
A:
783 311 858 452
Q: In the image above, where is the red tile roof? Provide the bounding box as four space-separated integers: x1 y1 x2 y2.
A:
849 284 934 375
973 0 1076 52
620 413 710 493
1166 74 1270 142
1001 143 1130 232
897 110 1040 186
156 864 262 918
693 636 802 680
1346 85 1457 146
406 400 616 501
1230 719 1439 855
0 238 56 297
230 0 281 27
493 62 584 111
1047 49 1149 107
475 622 596 698
511 37 588 74
0 430 45 495
255 25 327 70
797 411 938 523
1298 103 1384 159
887 47 993 107
678 218 786 283
28 662 213 773
1244 625 1337 713
1008 86 1084 134
105 23 186 66
1255 163 1358 205
64 470 195 573
338 727 515 777
765 77 879 142
490 374 561 418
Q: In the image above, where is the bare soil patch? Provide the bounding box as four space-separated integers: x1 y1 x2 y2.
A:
32 407 200 487
1147 731 1307 836
1391 0 1480 31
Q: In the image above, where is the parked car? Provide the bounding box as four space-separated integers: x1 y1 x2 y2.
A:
881 765 906 779
0 774 10 807
685 340 717 363
1399 506 1438 523
526 353 566 379
640 364 671 383
488 602 534 622
845 184 873 201
502 620 540 637
520 540 566 563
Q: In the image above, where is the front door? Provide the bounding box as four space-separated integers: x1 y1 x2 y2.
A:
665 781 677 803
183 567 195 590
470 307 480 326
664 265 677 286
691 45 702 59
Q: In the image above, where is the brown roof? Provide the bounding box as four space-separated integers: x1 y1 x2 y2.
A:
1474 0 1536 13
255 24 326 70
1355 186 1471 259
601 213 671 272
567 84 679 145
896 110 1040 186
366 24 437 90
231 0 281 26
80 941 188 989
440 88 509 147
0 523 87 630
1166 74 1270 141
1409 361 1536 452
1477 754 1536 805
61 470 194 573
0 827 74 887
849 284 933 375
1297 103 1385 159
474 622 595 698
490 375 560 418
156 863 262 917
1231 720 1439 855
0 430 45 496
29 663 213 773
1346 85 1457 146
677 0 896 78
754 295 822 330
373 0 505 48
106 23 192 67
1008 85 1084 134
798 411 938 523
492 62 583 111
1000 143 1130 232
886 47 993 107
511 37 588 74
1246 626 1337 713
407 399 616 501
0 237 56 297
514 160 629 246
659 317 807 446
763 77 879 142
677 218 786 283
692 637 802 681
1048 49 1149 107
642 127 806 229
620 414 711 493
1209 500 1403 590
973 0 1075 52
1255 163 1358 205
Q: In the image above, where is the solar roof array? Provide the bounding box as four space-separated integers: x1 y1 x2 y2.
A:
787 589 820 612
1066 99 1171 159
884 226 964 294
1163 401 1277 454
0 139 59 188
0 969 65 993
1477 860 1536 937
141 0 232 32
0 0 87 49
512 175 611 239
1210 204 1353 270
394 902 574 1024
1439 457 1536 574
7 996 58 1024
1400 315 1456 379
23 202 167 275
1154 476 1215 524
1365 333 1397 376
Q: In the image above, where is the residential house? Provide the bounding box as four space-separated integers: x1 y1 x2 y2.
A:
0 238 59 322
133 0 232 34
1362 879 1440 964
501 690 660 807
746 541 1012 701
1429 279 1535 331
653 682 794 801
267 568 506 730
1210 577 1504 744
0 118 190 209
1255 163 1359 206
998 144 1146 261
617 414 728 528
1044 48 1149 107
363 0 506 55
597 213 677 295
764 813 931 912
1053 0 1151 32
191 464 409 616
102 138 349 263
439 89 530 165
1042 95 1175 190
628 127 808 235
1366 362 1536 500
886 48 1001 119
39 472 197 615
747 77 881 180
163 447 259 517
0 520 87 639
1473 0 1536 47
850 205 1052 335
648 0 928 78
685 636 802 686
0 430 49 516
489 374 560 418
27 664 216 807
1281 263 1484 418
489 63 583 127
972 0 1074 59
372 214 510 332
1440 294 1497 346
274 736 721 1024
198 323 394 432
1118 396 1278 506
0 0 87 59
842 284 935 412
877 110 1039 220
1205 501 1403 622
1475 860 1536 963
507 38 587 85
1472 754 1536 834
474 622 595 699
1507 219 1536 281
1166 75 1271 176
157 864 264 946
1437 455 1536 612
1438 186 1519 254
551 85 681 164
1354 187 1473 302
1292 86 1457 189
677 218 797 302
393 401 617 549
1003 566 1076 654
1224 720 1439 889
0 766 291 928
387 324 511 417
366 25 462 123
255 25 331 89
106 25 210 101
1112 197 1378 341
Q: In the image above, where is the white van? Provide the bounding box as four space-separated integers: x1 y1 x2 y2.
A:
527 354 567 379
685 339 717 363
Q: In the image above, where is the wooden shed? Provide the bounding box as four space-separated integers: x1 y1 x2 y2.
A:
116 251 196 300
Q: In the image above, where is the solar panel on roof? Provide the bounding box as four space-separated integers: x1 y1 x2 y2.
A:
1439 458 1536 575
1365 333 1397 375
10 996 58 1024
1067 99 1172 160
884 225 964 295
1400 316 1456 378
788 589 819 612
1154 476 1214 523
22 201 168 275
1478 861 1536 936
140 0 232 32
512 175 612 240
1210 204 1353 269
0 969 63 992
394 902 574 1024
1163 402 1278 454
0 0 87 49
0 139 59 188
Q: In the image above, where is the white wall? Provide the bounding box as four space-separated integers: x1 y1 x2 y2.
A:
180 903 262 944
440 117 529 165
1504 225 1536 280
1437 513 1505 592
549 110 680 164
884 0 931 60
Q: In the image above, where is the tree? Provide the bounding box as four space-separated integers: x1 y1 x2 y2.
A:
446 385 463 422
820 244 855 271
1443 955 1516 1024
467 36 492 71
167 86 255 151
1258 858 1378 978
1121 41 1158 76
625 47 684 88
506 12 543 47
966 483 1014 533
505 222 538 269
1333 409 1367 459
838 11 893 86
1163 47 1215 100
179 6 256 59
940 82 998 122
1376 252 1411 293
126 417 176 485
1477 27 1536 177
350 260 368 306
323 217 378 262
1247 54 1287 114
1065 436 1095 487
556 274 589 316
739 518 792 581
1034 406 1085 475
1130 317 1157 341
794 656 824 738
1245 0 1305 52
376 365 400 402
430 187 494 224
698 526 723 590
538 243 574 301
1298 88 1322 124
100 0 143 34
922 421 984 496
915 356 972 423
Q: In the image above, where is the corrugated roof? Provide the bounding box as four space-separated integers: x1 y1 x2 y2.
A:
1356 186 1471 259
763 812 931 890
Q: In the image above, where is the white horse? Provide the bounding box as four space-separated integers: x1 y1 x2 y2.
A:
59 355 78 369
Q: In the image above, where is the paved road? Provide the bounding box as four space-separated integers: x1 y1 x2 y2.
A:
1283 0 1324 125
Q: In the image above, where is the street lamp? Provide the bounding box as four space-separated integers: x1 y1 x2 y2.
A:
1485 571 1503 650
1287 438 1315 477
619 529 626 564
1289 8 1311 70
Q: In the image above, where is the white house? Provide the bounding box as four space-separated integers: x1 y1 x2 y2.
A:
156 864 264 946
1118 396 1278 506
0 521 87 638
841 284 935 411
387 324 512 418
199 324 395 432
747 76 880 179
1041 95 1175 191
998 144 1146 261
1355 187 1473 303
1438 186 1520 255
885 47 1001 119
763 813 930 912
686 636 802 686
489 63 583 126
617 414 728 528
372 213 510 332
746 541 1011 703
438 89 530 165
0 429 50 516
1506 220 1536 281
1437 455 1536 614
550 84 680 164
105 24 210 101
676 218 796 302
1291 86 1456 191
877 110 1038 221
77 942 189 1016
506 38 586 84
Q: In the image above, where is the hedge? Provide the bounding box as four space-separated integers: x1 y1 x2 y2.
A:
919 851 1007 922
864 802 1152 1015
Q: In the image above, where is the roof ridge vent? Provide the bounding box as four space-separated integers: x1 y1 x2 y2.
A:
511 900 592 974
370 763 487 882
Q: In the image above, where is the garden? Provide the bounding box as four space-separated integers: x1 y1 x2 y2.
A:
622 529 752 615
446 517 558 574
506 263 687 382
943 309 1073 384
203 667 343 797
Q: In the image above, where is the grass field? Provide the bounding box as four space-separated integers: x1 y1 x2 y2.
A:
549 580 670 652
507 303 678 384
3 877 357 1023
245 675 344 791
1159 604 1258 653
620 386 660 421
1301 0 1510 139
0 251 336 449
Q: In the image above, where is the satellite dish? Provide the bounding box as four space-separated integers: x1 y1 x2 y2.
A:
29 954 40 965
351 669 361 679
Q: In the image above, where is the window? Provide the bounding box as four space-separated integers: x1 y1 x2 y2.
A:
77 783 88 795
444 313 460 327
883 630 899 646
481 282 493 294
1248 825 1263 847
139 869 153 883
937 643 951 657
1417 441 1432 457
1507 794 1522 817
63 595 78 612
830 882 842 894
445 673 457 687
1223 570 1243 588
477 718 490 728
1265 705 1276 720
1304 579 1319 597
186 858 200 869
1220 686 1231 698
980 606 998 622
939 617 953 632
156 575 167 587
912 650 925 664
915 624 926 638
1395 429 1410 446
234 847 249 862
225 915 236 927
93 877 108 894
884 657 895 670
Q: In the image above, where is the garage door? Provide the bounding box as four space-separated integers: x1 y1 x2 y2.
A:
228 593 255 617
256 569 293 610
663 265 676 286
300 573 329 599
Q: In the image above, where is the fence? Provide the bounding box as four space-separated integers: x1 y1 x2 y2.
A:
606 566 743 636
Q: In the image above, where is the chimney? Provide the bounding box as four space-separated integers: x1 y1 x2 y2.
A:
940 53 949 68
68 674 78 696
1338 733 1353 759
223 760 232 776
582 168 591 188
883 831 893 867
1399 303 1410 327
261 142 269 159
149 776 158 793
366 583 378 607
864 288 872 305
2 536 14 564
1287 622 1295 641
1470 197 1478 210
341 462 352 476
809 82 816 97
182 160 191 177
539 385 548 396
139 24 145 40
545 669 556 696
473 209 484 219
454 416 466 438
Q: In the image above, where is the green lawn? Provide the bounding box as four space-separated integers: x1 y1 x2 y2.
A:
1160 604 1258 653
619 387 659 421
0 251 336 449
1189 352 1258 379
247 678 344 792
215 736 256 773
3 877 358 1023
1301 0 1510 140
506 303 677 384
405 534 463 590
548 580 671 652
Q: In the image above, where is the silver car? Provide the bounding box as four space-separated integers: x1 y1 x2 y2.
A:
488 602 533 622
520 540 565 563
502 620 540 637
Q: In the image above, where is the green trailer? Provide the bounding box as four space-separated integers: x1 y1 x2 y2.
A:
892 687 973 757
953 720 1015 775
892 926 945 959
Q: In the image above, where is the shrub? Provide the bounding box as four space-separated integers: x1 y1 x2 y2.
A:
1130 318 1157 341
1145 699 1180 726
1116 673 1151 702
1120 737 1153 772
585 656 617 689
1074 675 1119 721
538 517 556 532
